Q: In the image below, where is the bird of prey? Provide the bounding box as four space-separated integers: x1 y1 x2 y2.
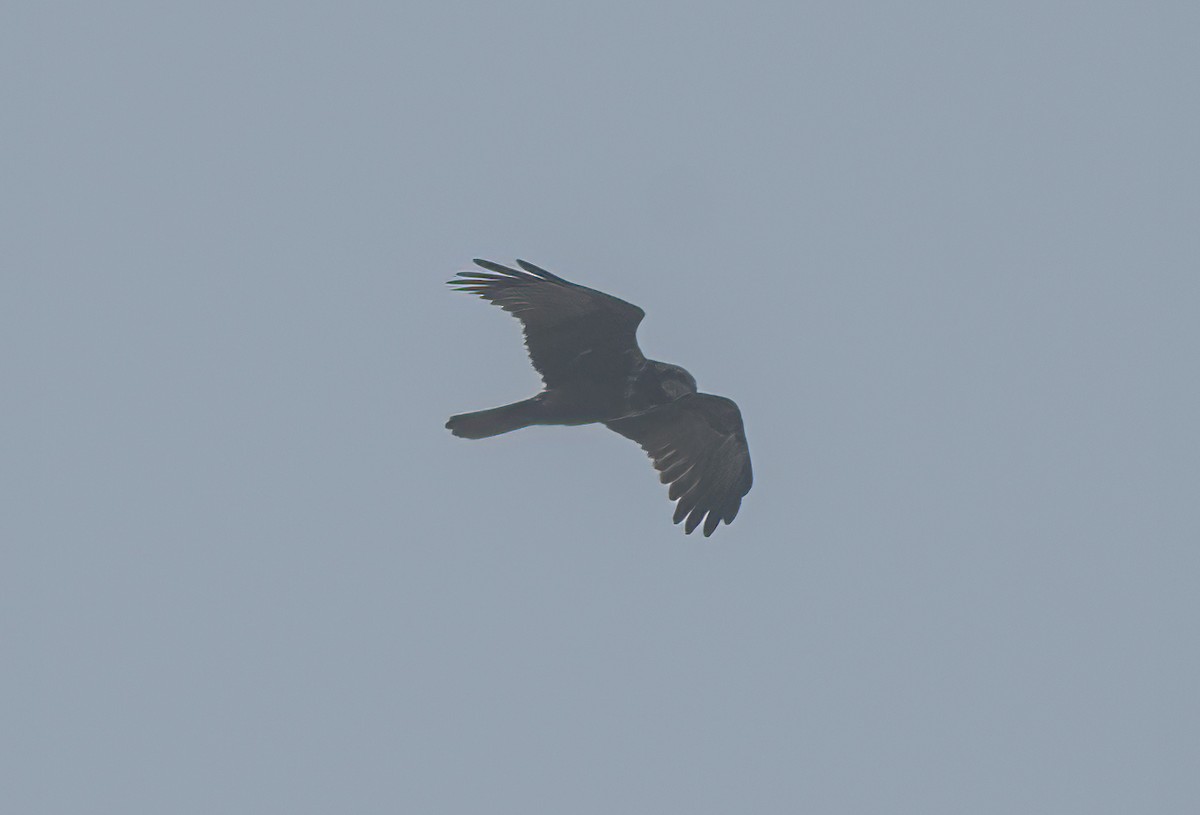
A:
445 259 752 537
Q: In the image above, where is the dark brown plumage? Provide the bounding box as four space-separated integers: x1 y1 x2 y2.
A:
446 259 752 537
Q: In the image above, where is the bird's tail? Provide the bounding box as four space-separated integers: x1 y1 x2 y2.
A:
445 398 541 439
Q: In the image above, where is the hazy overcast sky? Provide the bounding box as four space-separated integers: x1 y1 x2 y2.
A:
5 2 1197 813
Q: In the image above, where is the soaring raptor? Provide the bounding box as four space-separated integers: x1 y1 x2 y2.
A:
445 259 752 537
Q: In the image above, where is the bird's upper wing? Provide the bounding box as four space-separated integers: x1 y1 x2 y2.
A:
605 393 753 537
448 259 646 387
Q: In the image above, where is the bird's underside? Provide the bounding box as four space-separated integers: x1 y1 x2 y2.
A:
446 258 752 537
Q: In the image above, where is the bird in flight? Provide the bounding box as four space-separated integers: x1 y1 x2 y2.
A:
445 259 752 537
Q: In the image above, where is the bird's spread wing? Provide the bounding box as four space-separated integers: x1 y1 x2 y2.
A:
448 259 646 387
605 393 753 537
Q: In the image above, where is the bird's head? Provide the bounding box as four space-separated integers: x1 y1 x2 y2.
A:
653 362 697 401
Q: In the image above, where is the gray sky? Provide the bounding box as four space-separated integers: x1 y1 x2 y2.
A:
5 2 1198 813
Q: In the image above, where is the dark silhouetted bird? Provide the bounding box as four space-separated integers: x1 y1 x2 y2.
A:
445 259 752 537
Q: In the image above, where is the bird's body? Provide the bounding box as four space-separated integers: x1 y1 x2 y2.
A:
446 259 752 537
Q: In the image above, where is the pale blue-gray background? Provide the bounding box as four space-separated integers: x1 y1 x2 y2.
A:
4 2 1197 813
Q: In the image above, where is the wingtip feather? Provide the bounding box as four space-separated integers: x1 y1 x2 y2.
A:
518 259 577 284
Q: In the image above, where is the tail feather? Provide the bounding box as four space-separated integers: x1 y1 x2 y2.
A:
446 398 539 439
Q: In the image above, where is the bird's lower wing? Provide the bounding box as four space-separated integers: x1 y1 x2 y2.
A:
605 393 752 536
